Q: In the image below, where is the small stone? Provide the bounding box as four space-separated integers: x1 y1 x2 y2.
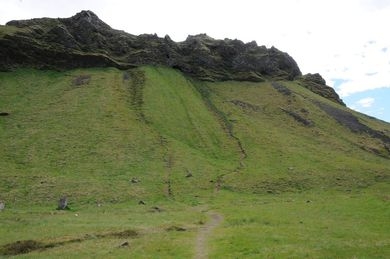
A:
151 206 162 212
0 201 5 211
130 177 140 183
119 241 129 247
72 75 91 86
57 196 68 210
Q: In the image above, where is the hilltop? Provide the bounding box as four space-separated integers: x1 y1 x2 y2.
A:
0 11 389 258
1 10 300 81
0 10 344 105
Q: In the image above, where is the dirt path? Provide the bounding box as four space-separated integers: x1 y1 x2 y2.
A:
194 212 223 259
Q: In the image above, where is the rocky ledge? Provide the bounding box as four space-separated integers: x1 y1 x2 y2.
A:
300 73 345 105
0 10 343 104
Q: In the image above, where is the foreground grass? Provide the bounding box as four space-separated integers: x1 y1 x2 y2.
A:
1 187 388 258
0 201 203 258
211 185 390 258
1 67 389 258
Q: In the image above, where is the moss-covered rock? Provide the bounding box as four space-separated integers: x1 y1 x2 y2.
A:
299 73 345 105
1 10 301 81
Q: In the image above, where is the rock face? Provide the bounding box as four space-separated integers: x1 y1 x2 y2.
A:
0 10 301 81
1 10 344 104
300 73 345 105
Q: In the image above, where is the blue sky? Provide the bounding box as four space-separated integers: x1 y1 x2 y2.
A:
1 0 389 122
345 89 390 123
327 35 390 123
333 80 390 122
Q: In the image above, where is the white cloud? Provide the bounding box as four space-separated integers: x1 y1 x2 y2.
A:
357 97 375 108
318 37 390 97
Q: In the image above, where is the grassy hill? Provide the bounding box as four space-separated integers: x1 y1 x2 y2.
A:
0 66 389 258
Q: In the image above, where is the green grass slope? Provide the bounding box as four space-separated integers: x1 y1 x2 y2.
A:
205 80 390 193
0 67 389 258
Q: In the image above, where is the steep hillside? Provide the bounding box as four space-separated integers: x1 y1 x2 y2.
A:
0 67 239 205
0 11 389 258
1 67 389 258
1 67 388 203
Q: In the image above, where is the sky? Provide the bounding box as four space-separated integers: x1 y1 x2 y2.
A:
1 0 389 122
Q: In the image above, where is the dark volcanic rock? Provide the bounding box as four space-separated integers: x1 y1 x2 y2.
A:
271 82 292 96
1 10 301 81
317 102 390 145
302 73 326 85
280 108 314 127
300 73 345 105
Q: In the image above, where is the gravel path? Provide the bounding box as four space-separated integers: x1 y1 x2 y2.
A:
194 212 223 259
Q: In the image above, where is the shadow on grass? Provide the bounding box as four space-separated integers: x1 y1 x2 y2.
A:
0 229 138 255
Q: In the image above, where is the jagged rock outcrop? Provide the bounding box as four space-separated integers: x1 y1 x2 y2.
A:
299 73 345 105
1 10 344 104
0 10 301 81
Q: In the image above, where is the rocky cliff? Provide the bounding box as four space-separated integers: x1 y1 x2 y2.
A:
0 10 343 104
1 10 300 80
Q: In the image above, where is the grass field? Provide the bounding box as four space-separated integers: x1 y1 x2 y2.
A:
0 67 389 258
